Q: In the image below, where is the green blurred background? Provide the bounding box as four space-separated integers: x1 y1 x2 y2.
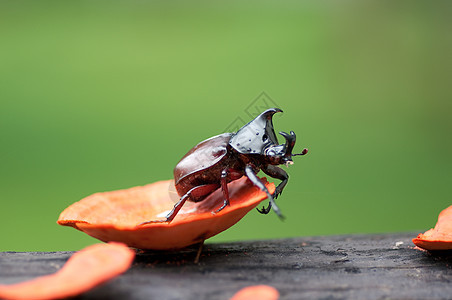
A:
1 1 451 251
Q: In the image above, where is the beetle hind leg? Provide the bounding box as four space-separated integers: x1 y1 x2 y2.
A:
138 184 219 226
138 192 191 226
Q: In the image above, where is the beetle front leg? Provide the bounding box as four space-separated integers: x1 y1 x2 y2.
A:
262 165 288 199
245 165 284 219
215 169 230 213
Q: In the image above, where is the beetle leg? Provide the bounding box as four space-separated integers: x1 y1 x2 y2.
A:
138 184 218 225
215 169 230 213
245 165 284 219
138 191 191 225
262 165 289 199
163 191 191 222
257 202 272 214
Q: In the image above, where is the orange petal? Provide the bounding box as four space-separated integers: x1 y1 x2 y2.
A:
413 205 452 250
0 242 135 300
58 177 275 250
230 285 279 300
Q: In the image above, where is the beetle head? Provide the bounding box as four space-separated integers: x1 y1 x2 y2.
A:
229 108 282 154
264 131 308 166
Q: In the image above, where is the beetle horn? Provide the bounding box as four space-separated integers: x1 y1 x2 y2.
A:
229 108 283 154
279 131 296 158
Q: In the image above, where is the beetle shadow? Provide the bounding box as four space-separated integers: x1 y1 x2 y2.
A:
133 242 253 266
133 242 208 265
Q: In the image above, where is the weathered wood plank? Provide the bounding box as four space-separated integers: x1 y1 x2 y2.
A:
1 233 451 300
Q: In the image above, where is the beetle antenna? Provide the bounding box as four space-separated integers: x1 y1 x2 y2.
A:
292 148 308 156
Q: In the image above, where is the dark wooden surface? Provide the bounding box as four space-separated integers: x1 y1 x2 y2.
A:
1 233 452 300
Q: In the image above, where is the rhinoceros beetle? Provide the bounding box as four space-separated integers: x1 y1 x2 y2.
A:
143 108 307 224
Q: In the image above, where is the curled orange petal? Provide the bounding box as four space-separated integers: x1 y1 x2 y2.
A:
58 177 274 250
413 205 452 250
0 242 135 300
230 285 279 300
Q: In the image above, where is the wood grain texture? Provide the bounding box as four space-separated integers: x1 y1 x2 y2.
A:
1 233 452 300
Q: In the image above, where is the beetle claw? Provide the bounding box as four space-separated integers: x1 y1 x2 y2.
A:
256 202 272 214
256 207 268 214
272 189 283 199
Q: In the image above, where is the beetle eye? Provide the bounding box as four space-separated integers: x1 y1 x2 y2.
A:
262 134 268 142
266 149 276 156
